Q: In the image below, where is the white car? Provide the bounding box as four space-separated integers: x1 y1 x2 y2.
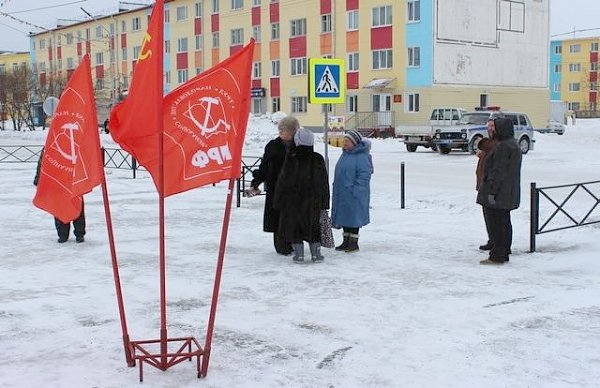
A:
537 120 566 135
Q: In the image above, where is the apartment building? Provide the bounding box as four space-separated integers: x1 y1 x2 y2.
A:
0 51 30 74
29 0 551 129
550 37 600 112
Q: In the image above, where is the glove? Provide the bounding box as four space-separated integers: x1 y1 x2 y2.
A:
488 194 496 205
244 187 261 197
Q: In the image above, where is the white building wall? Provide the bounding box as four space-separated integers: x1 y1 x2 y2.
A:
433 0 549 88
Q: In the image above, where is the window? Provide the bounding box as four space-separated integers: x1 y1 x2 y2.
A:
121 21 127 32
554 64 561 73
590 83 598 91
66 33 74 45
347 52 359 72
165 9 170 23
196 67 203 75
40 39 46 49
178 69 189 83
407 0 420 22
290 18 307 37
165 40 171 53
347 95 358 112
58 60 63 70
121 47 128 61
406 93 419 112
252 98 264 114
165 71 171 84
85 29 90 40
271 97 280 112
253 26 261 43
231 0 243 10
291 96 307 113
212 0 219 13
271 60 280 76
568 102 580 111
569 63 581 72
95 79 104 91
178 38 188 52
270 23 280 40
195 35 203 50
40 62 46 72
133 46 141 59
347 10 358 30
253 62 261 78
177 6 188 21
553 83 560 93
96 26 103 38
321 14 332 33
568 83 580 91
290 57 307 75
408 47 420 67
253 0 261 6
591 42 599 52
231 28 244 45
554 45 561 54
132 17 141 31
592 62 599 71
95 52 104 65
372 49 393 69
57 36 62 46
569 44 581 53
372 5 392 27
195 1 203 17
212 32 220 48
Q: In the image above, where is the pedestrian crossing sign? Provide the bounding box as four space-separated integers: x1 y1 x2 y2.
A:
308 58 345 104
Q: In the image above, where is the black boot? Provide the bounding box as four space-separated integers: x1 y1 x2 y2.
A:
345 234 359 253
335 232 350 251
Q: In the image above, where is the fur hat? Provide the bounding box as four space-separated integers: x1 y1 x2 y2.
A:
344 130 362 146
294 127 314 146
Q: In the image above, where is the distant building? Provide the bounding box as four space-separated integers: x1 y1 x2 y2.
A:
550 36 600 114
0 51 30 74
29 0 551 130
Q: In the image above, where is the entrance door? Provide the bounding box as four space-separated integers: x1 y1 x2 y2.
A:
372 94 392 127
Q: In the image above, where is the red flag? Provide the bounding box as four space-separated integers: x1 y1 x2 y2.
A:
33 54 103 223
146 39 255 197
109 0 163 166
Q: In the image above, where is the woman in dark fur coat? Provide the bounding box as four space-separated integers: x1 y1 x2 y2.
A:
273 127 330 263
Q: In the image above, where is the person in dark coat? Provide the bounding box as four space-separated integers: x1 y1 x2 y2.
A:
250 115 299 255
476 117 522 265
273 127 330 263
331 130 372 252
34 148 86 243
475 119 498 252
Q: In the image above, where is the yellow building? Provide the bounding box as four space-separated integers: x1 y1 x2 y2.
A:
550 37 600 113
0 51 30 74
29 0 551 129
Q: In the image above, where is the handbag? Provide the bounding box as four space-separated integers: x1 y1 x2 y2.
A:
319 210 335 248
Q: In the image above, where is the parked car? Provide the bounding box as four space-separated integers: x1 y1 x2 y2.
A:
395 107 466 152
536 120 566 135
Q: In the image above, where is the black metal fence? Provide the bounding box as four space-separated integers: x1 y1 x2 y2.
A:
0 145 43 163
236 156 263 208
530 181 600 252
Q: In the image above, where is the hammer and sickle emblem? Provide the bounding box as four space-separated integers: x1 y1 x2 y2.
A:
139 32 152 61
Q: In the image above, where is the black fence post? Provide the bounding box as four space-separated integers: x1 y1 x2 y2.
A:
530 182 538 253
132 157 137 179
101 147 106 166
400 162 405 209
236 176 241 208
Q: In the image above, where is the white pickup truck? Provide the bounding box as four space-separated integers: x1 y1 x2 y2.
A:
395 107 466 152
432 109 535 155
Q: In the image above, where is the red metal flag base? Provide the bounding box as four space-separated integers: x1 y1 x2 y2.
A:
129 337 204 382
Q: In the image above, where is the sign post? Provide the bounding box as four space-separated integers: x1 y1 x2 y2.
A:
308 58 345 173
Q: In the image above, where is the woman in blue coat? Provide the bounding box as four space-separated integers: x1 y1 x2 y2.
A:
331 130 372 252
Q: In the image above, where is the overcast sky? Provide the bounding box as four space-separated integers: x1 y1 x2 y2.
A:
0 0 599 52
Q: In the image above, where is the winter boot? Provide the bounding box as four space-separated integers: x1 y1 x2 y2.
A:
335 232 350 251
292 243 305 263
344 234 360 253
309 242 324 262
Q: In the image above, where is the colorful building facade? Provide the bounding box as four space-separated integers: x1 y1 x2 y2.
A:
550 36 600 112
29 0 551 128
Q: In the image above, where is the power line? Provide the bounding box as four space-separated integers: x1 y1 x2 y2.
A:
551 27 600 38
2 0 87 15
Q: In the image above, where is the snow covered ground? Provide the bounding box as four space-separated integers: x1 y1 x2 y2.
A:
1 117 600 387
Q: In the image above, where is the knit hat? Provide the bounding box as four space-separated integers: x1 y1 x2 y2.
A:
294 127 314 146
344 130 363 146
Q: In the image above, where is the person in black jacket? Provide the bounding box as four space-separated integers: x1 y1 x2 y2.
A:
250 115 300 255
34 148 86 243
273 127 330 263
476 117 522 265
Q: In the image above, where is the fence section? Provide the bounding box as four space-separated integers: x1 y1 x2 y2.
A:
0 145 43 163
530 180 600 252
236 156 263 208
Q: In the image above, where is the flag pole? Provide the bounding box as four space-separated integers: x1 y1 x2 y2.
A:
200 177 236 377
100 176 133 366
156 11 167 369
